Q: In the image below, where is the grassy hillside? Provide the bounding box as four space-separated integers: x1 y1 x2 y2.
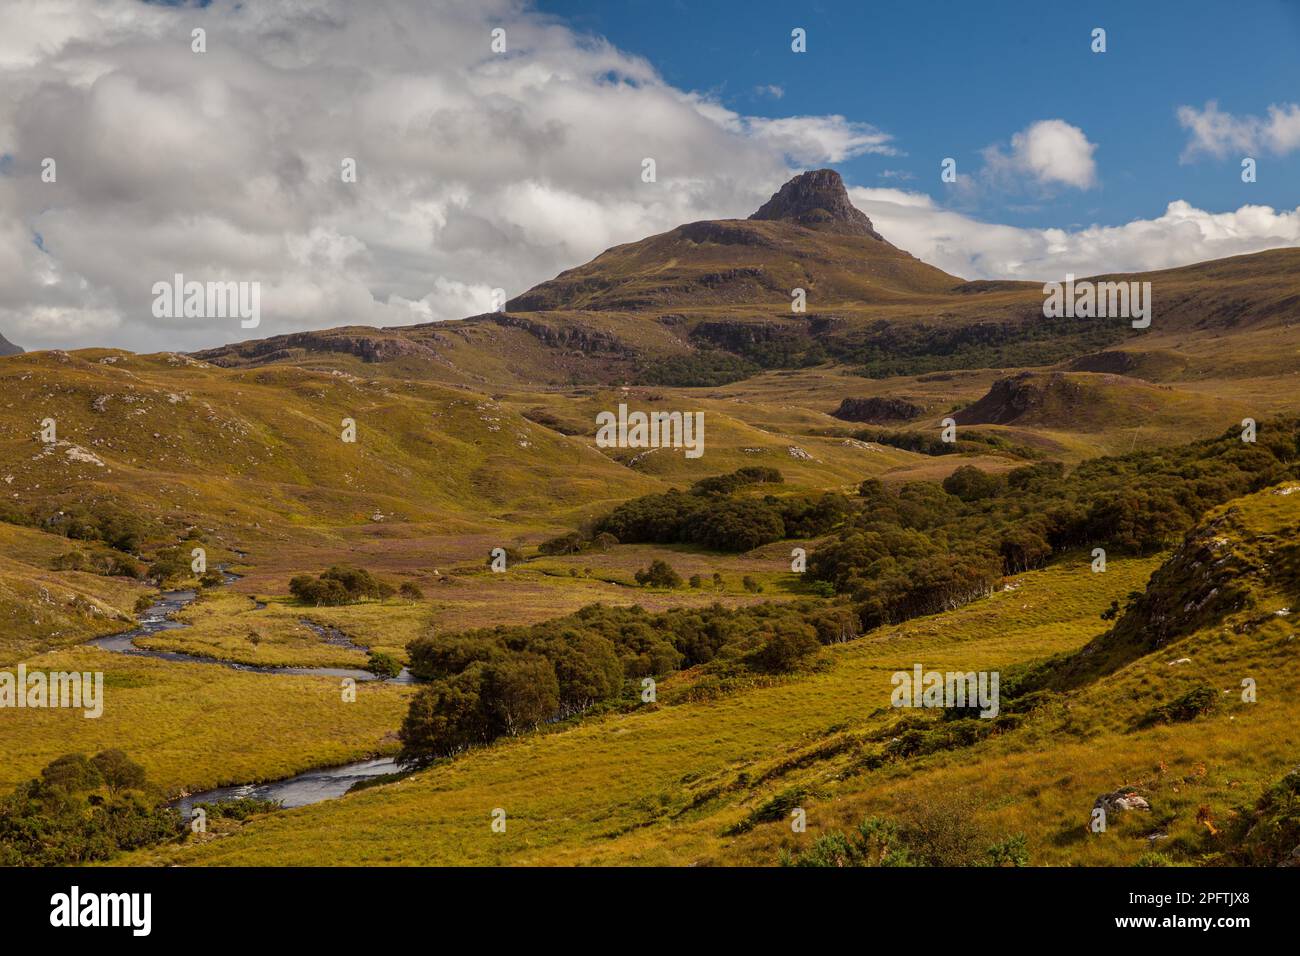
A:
4 170 1299 871
122 481 1299 866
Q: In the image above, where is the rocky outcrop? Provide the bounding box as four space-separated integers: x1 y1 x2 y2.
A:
196 329 437 366
489 314 630 355
749 168 884 239
677 220 777 247
830 396 924 423
689 319 809 352
1091 789 1151 826
952 371 1077 426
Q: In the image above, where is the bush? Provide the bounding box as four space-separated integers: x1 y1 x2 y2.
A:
635 559 682 589
942 465 1005 502
289 566 395 606
538 531 586 555
783 803 1027 868
781 817 912 867
747 623 820 673
1139 685 1217 726
91 749 147 793
0 751 178 866
41 753 103 793
147 547 191 585
485 547 524 568
398 582 424 601
366 651 403 679
51 551 86 571
690 467 783 497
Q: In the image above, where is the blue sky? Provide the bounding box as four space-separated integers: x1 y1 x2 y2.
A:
5 0 1300 351
538 0 1300 229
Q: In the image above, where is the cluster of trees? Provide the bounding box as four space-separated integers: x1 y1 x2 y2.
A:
2 499 176 581
0 500 155 555
635 559 682 588
145 534 211 585
537 531 617 556
828 310 1132 380
809 421 1300 629
0 751 177 866
289 565 397 606
397 600 859 766
846 426 1038 459
688 322 830 372
591 469 850 553
51 548 144 579
690 466 782 496
636 350 759 387
628 310 1135 385
397 420 1299 774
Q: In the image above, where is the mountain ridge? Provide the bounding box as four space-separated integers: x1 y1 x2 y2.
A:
184 169 1300 392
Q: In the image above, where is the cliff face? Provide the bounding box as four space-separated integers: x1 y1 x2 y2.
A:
748 168 885 239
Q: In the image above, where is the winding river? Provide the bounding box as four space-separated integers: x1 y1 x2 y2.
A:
172 757 399 816
90 573 417 683
89 571 415 810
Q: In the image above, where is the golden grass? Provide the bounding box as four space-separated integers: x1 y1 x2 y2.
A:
0 645 413 795
126 551 1174 865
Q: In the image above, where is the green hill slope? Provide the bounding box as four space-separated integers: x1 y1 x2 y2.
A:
124 481 1299 866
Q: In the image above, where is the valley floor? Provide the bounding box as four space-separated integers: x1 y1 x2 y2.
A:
120 545 1288 867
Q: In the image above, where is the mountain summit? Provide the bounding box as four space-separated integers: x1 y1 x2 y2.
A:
749 168 884 240
500 168 953 313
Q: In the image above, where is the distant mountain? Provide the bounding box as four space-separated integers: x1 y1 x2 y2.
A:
0 333 21 356
196 169 1300 392
506 169 957 312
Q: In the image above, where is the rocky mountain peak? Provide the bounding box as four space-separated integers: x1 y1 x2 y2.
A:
748 168 884 239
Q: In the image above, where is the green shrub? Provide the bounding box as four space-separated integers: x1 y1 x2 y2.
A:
1139 685 1218 727
635 559 682 589
0 751 179 866
289 565 396 606
366 651 403 679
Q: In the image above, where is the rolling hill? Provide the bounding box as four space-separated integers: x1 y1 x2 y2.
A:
118 481 1300 867
2 166 1299 871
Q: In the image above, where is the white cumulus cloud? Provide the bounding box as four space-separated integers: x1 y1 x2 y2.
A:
1178 100 1300 160
0 0 886 352
981 119 1098 190
850 186 1300 281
